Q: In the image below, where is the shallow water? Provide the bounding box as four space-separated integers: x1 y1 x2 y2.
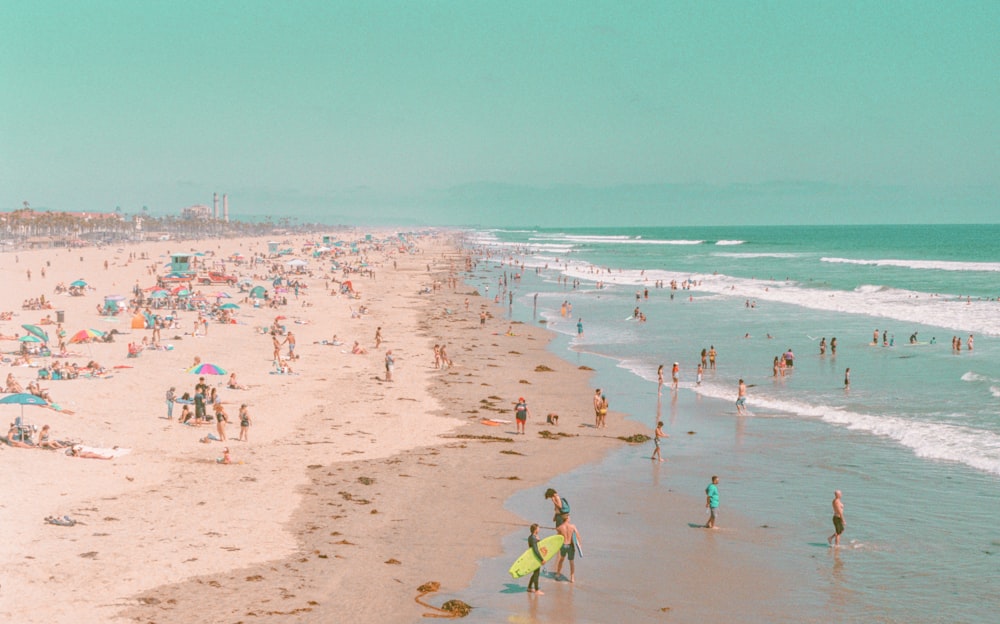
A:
457 225 1000 623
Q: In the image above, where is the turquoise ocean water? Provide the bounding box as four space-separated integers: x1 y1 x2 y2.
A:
455 224 999 623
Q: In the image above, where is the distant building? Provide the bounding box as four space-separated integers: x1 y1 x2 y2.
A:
182 204 212 220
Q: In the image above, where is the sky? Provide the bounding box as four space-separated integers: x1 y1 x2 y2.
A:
1 1 998 227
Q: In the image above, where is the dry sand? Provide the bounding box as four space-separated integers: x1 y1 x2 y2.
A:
0 232 646 623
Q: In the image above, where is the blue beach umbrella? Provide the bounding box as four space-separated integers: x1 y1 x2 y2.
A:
18 334 42 343
70 279 88 288
21 324 49 342
0 392 50 419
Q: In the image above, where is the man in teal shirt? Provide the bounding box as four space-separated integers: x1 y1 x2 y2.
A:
705 475 720 529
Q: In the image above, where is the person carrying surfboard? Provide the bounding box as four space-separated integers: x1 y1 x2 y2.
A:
526 524 545 595
555 516 582 583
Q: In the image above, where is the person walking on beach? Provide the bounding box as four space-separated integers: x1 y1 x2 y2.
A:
514 397 529 435
593 388 604 427
165 386 176 419
375 326 382 349
651 421 668 462
736 379 748 415
657 365 664 395
705 475 720 529
214 401 229 442
828 490 846 546
284 331 296 359
384 349 394 382
194 377 208 421
671 362 680 391
238 404 251 441
272 333 282 360
696 363 703 386
555 515 582 583
526 523 545 595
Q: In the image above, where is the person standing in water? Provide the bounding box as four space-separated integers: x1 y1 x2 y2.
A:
844 368 851 389
526 523 545 595
555 515 582 583
736 379 748 415
651 421 668 462
828 490 846 547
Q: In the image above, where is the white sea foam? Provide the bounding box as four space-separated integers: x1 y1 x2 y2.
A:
714 252 803 259
991 386 1000 399
529 235 704 245
557 265 1000 336
692 382 1000 476
714 240 745 246
961 371 989 383
822 257 1000 273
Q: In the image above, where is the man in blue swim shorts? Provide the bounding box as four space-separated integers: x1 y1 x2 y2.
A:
555 515 582 583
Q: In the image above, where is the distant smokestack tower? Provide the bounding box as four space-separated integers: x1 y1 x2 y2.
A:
213 192 219 219
223 194 229 222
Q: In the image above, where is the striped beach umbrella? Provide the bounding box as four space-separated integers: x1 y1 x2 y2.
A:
187 362 227 375
69 328 105 343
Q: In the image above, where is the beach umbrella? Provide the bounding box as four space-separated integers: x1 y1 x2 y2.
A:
187 363 227 375
286 259 308 267
21 324 49 342
211 292 232 299
0 392 49 420
18 334 41 343
69 328 104 343
219 303 240 310
175 289 191 298
105 294 127 301
150 290 168 299
70 279 88 288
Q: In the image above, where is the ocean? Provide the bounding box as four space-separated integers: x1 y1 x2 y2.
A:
455 224 1000 623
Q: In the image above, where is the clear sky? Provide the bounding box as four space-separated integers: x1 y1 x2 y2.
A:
2 1 997 226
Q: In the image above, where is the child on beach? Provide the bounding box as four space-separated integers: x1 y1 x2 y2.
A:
651 421 668 462
526 524 544 595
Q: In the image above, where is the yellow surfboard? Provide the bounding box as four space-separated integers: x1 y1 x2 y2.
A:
508 535 564 579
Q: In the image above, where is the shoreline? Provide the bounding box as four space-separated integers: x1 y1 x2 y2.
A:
118 235 639 622
0 231 641 623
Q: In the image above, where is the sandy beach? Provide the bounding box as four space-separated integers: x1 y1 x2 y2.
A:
0 232 651 623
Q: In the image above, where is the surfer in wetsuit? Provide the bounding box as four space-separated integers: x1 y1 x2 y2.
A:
527 524 544 595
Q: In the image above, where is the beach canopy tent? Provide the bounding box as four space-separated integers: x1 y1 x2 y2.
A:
130 313 146 329
249 286 267 299
286 259 308 267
